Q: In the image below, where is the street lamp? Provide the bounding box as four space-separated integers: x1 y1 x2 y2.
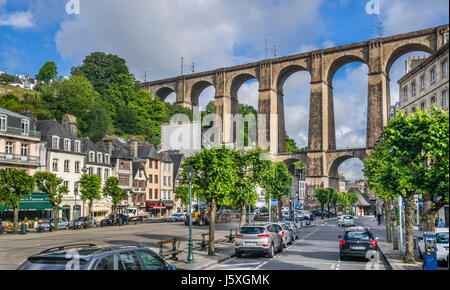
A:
74 187 78 227
186 166 195 264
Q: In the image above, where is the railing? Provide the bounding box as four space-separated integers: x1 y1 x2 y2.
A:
0 126 41 139
0 153 40 166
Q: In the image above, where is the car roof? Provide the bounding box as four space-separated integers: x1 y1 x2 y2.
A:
435 228 449 233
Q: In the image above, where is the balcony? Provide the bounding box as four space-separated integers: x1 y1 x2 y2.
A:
0 126 41 140
0 153 40 167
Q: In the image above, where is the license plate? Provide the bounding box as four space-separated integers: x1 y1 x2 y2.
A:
244 242 256 246
351 246 366 250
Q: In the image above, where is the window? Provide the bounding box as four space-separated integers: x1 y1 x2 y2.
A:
411 82 416 96
118 252 142 270
403 87 408 101
139 170 142 178
136 250 166 270
64 160 70 172
163 176 166 186
155 189 158 200
168 178 171 186
149 160 152 168
149 188 153 199
52 159 59 171
88 167 94 175
431 96 437 105
21 119 30 135
6 142 13 154
95 255 115 270
105 154 109 164
89 152 95 162
75 161 80 173
104 169 109 180
431 68 436 85
0 115 6 131
155 175 158 184
64 139 71 151
420 102 425 111
52 137 59 149
168 192 171 200
421 75 426 91
155 161 158 169
21 144 28 156
442 60 448 79
74 141 81 152
63 181 69 188
97 168 102 176
149 175 152 183
97 153 102 163
443 90 448 107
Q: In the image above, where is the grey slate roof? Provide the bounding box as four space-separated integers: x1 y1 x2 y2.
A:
0 107 31 120
132 161 146 178
37 120 77 139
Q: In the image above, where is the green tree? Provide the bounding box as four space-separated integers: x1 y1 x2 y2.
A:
0 74 16 85
103 177 128 225
85 102 112 142
179 146 239 256
36 61 58 84
347 193 359 216
260 162 293 220
286 136 300 153
34 172 69 231
78 174 102 228
315 188 330 220
0 169 35 234
329 189 339 218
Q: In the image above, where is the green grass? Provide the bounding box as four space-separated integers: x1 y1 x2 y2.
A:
0 84 39 98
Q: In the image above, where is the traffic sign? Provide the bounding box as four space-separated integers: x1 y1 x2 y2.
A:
295 202 300 208
271 199 278 206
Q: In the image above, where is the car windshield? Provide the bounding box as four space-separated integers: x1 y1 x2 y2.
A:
20 258 88 270
240 227 265 234
436 232 449 244
345 231 371 241
344 216 353 220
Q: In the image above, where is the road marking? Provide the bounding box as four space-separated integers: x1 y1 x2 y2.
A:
331 263 335 269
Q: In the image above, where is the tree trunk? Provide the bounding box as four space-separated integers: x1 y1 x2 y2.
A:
321 204 324 220
334 204 337 217
113 204 118 225
278 200 282 221
389 199 399 250
88 200 93 228
239 205 246 228
53 206 59 231
327 203 331 218
208 198 217 256
402 194 416 264
384 200 392 243
13 206 19 234
422 193 436 232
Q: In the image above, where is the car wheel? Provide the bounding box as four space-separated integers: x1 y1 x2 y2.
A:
419 251 423 260
267 244 275 258
236 251 242 258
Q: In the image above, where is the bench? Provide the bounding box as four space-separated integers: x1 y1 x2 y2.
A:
157 239 183 261
225 228 239 243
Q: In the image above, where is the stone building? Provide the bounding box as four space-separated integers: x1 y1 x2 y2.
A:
395 42 449 117
0 108 41 175
159 152 175 216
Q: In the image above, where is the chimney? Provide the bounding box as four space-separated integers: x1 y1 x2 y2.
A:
130 137 138 160
62 114 78 137
106 140 113 155
20 110 37 130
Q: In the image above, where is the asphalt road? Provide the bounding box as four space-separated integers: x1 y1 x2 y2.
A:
208 217 390 270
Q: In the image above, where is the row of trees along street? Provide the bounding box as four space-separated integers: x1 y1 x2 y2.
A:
175 147 293 256
364 108 449 264
0 169 127 234
315 188 359 219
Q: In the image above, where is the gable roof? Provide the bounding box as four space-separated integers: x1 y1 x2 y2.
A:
37 119 78 140
0 107 31 120
81 137 107 154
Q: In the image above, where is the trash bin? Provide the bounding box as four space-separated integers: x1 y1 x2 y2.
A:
21 223 27 235
118 218 123 226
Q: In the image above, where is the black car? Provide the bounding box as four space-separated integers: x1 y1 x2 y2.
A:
100 214 129 226
339 227 378 261
17 244 176 270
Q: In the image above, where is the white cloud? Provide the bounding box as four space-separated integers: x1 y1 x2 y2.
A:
54 0 324 79
0 10 34 29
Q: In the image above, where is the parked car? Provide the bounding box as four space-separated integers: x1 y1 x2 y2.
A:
284 221 299 240
271 222 292 247
339 215 356 227
234 224 283 258
69 217 97 229
100 214 128 226
39 218 70 230
17 244 176 270
417 228 449 264
282 211 290 220
339 227 378 261
311 209 328 217
167 213 186 222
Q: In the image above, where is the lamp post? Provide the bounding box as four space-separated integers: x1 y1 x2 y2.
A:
186 166 195 264
74 187 78 227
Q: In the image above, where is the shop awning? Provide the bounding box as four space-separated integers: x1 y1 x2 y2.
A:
0 193 61 212
162 200 175 208
146 202 165 209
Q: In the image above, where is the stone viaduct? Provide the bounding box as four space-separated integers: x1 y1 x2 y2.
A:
142 25 449 207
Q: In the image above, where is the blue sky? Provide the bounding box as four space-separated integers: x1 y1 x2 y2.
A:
1 0 449 180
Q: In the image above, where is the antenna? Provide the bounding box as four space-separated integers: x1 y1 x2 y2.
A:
191 62 195 74
379 22 383 37
273 45 277 58
142 71 147 82
181 57 184 75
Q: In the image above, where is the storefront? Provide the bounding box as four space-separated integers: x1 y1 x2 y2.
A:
0 193 60 222
146 202 165 217
162 200 176 217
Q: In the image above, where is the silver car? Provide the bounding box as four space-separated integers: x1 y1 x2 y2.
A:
235 224 283 258
272 222 292 248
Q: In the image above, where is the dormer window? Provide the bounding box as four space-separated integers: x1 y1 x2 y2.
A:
21 119 30 135
0 115 7 131
105 154 110 164
97 153 102 163
89 152 95 162
74 141 81 153
64 139 71 151
52 136 60 149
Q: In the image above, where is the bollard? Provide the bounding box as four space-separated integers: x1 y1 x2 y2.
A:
201 235 207 251
228 229 234 243
20 223 27 235
118 218 123 226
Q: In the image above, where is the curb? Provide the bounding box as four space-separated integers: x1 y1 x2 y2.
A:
377 243 396 270
196 252 236 270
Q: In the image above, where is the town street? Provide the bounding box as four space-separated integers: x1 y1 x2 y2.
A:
208 217 390 270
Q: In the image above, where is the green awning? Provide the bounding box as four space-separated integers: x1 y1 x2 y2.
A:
0 193 61 212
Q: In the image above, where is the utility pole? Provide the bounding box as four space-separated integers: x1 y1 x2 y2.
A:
273 45 277 58
181 57 184 76
379 22 383 37
142 71 147 82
